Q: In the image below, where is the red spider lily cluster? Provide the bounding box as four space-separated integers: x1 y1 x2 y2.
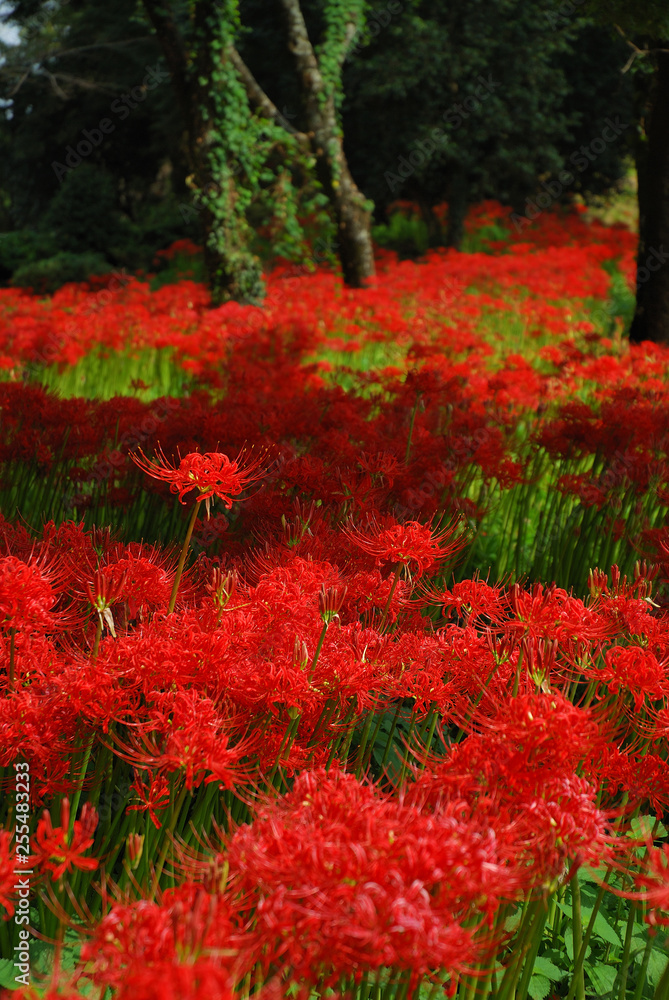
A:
0 203 668 999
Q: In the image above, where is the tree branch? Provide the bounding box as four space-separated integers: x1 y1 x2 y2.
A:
47 38 154 59
227 45 308 144
277 0 323 98
614 23 669 73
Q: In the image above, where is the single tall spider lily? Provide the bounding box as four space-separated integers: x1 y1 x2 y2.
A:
132 447 266 612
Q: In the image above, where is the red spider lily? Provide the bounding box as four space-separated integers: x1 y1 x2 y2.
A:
127 773 171 829
79 882 246 999
84 567 128 639
132 446 267 509
417 576 508 623
597 645 669 711
30 799 98 881
0 554 65 634
631 841 669 927
102 543 176 618
410 691 614 881
109 690 255 791
343 515 464 578
227 768 511 988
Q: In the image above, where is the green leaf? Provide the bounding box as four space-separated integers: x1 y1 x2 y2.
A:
631 934 649 962
591 910 623 949
627 815 668 840
528 973 552 1000
0 959 20 989
533 955 565 981
556 900 621 948
585 962 617 995
577 864 610 885
647 948 669 988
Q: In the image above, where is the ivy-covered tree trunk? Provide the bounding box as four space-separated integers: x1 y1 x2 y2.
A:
143 0 264 305
278 0 375 287
629 50 669 344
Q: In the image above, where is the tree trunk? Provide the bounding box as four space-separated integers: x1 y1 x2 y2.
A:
629 50 669 344
278 0 375 287
318 145 375 287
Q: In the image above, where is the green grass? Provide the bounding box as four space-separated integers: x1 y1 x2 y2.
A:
24 346 192 401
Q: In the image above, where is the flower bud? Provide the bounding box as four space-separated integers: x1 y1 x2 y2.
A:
318 584 347 624
126 833 144 870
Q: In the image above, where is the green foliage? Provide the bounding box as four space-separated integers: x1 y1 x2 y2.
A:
316 0 367 113
344 0 633 219
43 164 125 255
461 219 511 253
372 212 430 258
150 247 207 289
372 209 510 257
0 228 58 280
11 251 111 293
0 0 171 228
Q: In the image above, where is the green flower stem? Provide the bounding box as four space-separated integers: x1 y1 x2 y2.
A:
68 733 96 841
497 896 546 1000
267 713 301 788
515 901 550 1000
169 499 202 613
185 781 219 841
378 700 405 774
633 927 655 1000
380 562 403 630
151 780 189 897
310 620 329 676
569 872 586 1000
417 704 439 770
338 713 358 769
397 709 418 786
362 708 388 772
618 899 639 1000
326 700 357 771
354 710 375 777
565 870 612 1000
306 697 336 752
91 616 103 661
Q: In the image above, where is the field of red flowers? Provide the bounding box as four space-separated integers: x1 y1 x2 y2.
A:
1 202 669 1000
